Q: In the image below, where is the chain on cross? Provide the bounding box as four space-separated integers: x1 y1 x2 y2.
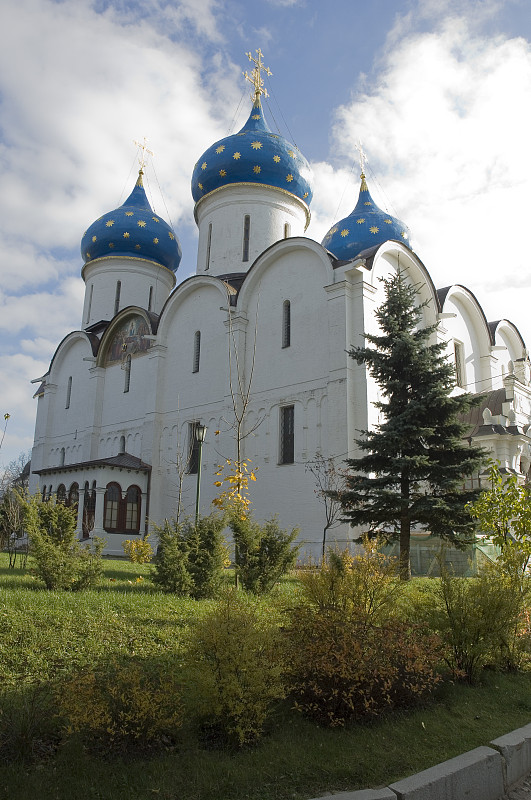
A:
243 48 272 103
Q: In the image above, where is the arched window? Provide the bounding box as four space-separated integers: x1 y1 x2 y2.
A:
242 215 250 262
193 331 201 373
86 284 94 324
56 484 66 504
65 376 72 409
67 483 79 513
124 354 131 393
124 486 141 533
282 300 291 348
279 405 294 464
104 483 121 532
119 435 126 454
284 222 291 239
82 481 96 539
206 222 212 270
60 447 65 466
114 280 121 316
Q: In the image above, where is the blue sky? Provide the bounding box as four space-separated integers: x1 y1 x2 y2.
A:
1 0 531 469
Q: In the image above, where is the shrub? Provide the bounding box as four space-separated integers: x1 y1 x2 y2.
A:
57 657 183 752
298 538 402 622
413 553 530 682
286 605 442 727
23 493 105 591
152 513 226 598
0 683 58 763
122 535 154 563
230 515 299 594
188 589 286 747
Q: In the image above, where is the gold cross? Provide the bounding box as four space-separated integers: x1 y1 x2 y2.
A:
133 137 154 173
355 140 368 176
243 48 272 103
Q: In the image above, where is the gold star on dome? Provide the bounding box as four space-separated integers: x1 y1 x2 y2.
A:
201 162 207 170
253 165 261 173
364 201 372 206
152 216 159 222
135 244 141 250
286 174 293 182
169 232 175 240
370 226 379 234
252 114 261 120
233 152 241 159
329 227 338 234
92 235 97 242
340 229 349 237
401 231 408 239
273 155 280 163
237 132 246 136
251 141 262 150
219 169 227 177
303 192 308 198
125 211 134 217
123 232 130 238
216 145 225 154
153 238 159 244
86 252 90 258
356 218 365 224
106 220 115 227
287 150 295 158
137 220 146 227
384 219 392 224
198 182 203 190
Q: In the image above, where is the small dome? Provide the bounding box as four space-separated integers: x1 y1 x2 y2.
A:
321 174 412 261
81 172 182 273
191 99 313 208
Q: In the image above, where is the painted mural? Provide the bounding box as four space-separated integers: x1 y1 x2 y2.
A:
105 316 153 365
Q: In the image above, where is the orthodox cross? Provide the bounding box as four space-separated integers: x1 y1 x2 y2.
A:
244 48 272 103
133 137 154 174
355 140 368 176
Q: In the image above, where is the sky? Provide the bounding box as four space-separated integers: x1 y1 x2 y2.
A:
1 0 531 469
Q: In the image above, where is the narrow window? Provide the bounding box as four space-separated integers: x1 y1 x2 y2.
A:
60 447 65 467
148 285 153 312
119 435 126 454
193 331 201 373
114 280 121 316
125 486 141 532
242 215 250 262
279 405 294 464
42 485 47 502
206 222 212 270
86 284 94 324
65 376 72 409
104 482 121 531
68 483 79 513
187 422 201 474
284 222 291 239
282 300 291 348
124 354 131 393
454 341 466 388
56 484 66 504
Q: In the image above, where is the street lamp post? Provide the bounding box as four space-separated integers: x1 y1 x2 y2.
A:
194 423 207 525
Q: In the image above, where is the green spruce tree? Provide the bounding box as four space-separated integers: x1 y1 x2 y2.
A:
340 270 486 580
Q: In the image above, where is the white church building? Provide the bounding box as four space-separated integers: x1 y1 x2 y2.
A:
29 60 531 559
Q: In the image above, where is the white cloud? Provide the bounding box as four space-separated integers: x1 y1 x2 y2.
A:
316 15 531 341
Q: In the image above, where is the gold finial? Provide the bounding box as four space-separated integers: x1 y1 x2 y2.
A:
133 138 154 184
243 48 272 104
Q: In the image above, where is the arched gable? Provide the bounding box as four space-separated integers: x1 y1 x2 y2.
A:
96 306 157 368
46 330 99 381
156 274 231 342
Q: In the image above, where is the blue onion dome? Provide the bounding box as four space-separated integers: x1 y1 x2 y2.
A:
81 170 182 273
191 99 313 207
321 173 412 261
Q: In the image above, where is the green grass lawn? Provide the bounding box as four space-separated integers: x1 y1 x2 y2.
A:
0 553 530 800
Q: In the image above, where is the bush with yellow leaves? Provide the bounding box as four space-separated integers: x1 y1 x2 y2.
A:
57 657 183 752
122 535 153 563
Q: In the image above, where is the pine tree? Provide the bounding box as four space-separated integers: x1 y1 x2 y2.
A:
340 270 486 580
